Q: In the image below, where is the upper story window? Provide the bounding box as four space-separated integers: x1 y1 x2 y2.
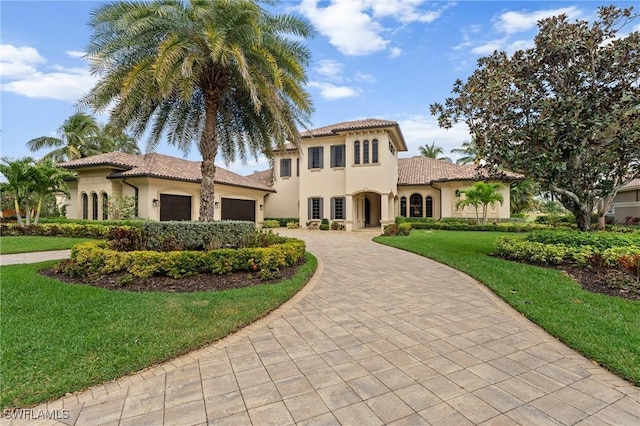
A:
354 141 360 165
372 139 379 164
331 145 345 168
308 147 324 169
280 158 292 177
363 140 370 164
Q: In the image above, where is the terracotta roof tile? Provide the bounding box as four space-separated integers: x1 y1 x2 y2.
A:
247 169 274 187
59 152 274 192
621 179 640 190
398 157 523 185
300 119 400 137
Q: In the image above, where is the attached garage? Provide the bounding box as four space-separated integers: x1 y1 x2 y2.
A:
221 198 255 222
160 194 192 221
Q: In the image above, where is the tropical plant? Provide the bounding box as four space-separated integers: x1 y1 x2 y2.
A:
82 0 315 222
419 142 452 162
431 6 640 231
455 182 504 225
26 113 100 162
0 157 34 226
94 124 141 155
450 139 478 165
28 160 73 224
510 178 541 214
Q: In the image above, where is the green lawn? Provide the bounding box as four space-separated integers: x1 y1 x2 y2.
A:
1 253 317 409
0 236 91 254
375 230 640 386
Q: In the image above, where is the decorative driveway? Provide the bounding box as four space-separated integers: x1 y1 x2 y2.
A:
4 230 640 425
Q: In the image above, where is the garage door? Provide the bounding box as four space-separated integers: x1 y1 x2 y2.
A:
221 198 255 222
160 194 192 221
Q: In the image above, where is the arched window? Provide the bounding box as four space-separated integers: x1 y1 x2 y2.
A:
455 189 461 198
354 141 360 165
102 193 109 220
372 139 379 163
363 140 370 164
410 194 423 217
92 193 98 220
400 197 407 217
81 193 88 219
426 196 433 218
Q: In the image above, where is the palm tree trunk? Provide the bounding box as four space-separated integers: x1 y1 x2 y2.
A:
13 198 24 227
199 95 219 222
34 197 43 225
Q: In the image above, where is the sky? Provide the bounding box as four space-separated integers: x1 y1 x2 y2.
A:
2 0 638 176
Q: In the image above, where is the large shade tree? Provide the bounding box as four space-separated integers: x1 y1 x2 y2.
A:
430 6 640 230
82 0 314 221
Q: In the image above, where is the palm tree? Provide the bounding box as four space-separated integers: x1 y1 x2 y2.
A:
26 113 100 162
28 160 73 224
450 139 478 165
456 182 504 225
0 157 34 226
510 178 540 214
94 124 141 155
82 0 314 221
419 142 452 162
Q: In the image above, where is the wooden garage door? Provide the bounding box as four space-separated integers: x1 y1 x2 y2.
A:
160 194 192 221
221 198 255 222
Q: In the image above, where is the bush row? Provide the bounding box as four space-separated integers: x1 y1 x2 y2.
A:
405 221 548 233
526 230 640 250
37 218 147 227
494 237 640 267
0 223 113 238
141 221 255 251
264 217 299 227
58 238 306 281
382 223 412 236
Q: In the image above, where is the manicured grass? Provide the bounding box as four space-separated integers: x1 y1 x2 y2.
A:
375 230 640 386
0 236 91 255
0 253 317 409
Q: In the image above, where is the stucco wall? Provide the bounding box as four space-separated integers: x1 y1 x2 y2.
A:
266 153 300 219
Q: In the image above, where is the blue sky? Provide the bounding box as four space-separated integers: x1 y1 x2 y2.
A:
2 0 638 175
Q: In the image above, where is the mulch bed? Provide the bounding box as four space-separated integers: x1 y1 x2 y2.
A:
41 260 304 293
553 264 640 301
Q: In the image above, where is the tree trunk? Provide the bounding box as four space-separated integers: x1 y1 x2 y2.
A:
481 205 488 225
14 198 24 227
34 197 43 225
596 194 616 230
574 208 591 231
199 94 218 222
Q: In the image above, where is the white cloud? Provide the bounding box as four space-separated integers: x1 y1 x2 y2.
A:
0 44 96 102
355 72 376 83
298 0 446 56
0 44 45 78
66 50 85 58
471 39 505 55
495 7 581 34
2 68 96 102
398 115 471 160
307 81 359 100
388 47 402 58
315 59 344 79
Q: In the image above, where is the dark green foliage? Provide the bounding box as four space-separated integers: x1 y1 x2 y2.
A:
526 230 640 250
319 218 330 230
265 217 299 227
106 227 141 251
38 218 147 227
330 221 345 230
1 223 112 238
141 221 255 251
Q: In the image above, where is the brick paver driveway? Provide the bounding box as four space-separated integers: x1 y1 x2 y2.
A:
11 230 640 425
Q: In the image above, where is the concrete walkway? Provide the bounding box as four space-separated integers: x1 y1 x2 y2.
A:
4 230 640 425
0 249 71 266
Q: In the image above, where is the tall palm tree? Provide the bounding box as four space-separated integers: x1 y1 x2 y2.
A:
94 124 141 155
28 160 73 224
450 139 478 165
419 142 452 162
82 0 315 221
456 182 504 225
0 157 34 226
26 113 100 162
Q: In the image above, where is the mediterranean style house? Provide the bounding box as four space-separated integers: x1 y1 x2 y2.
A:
59 119 520 230
610 179 640 223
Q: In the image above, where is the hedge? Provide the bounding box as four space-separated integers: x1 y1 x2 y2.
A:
141 221 255 251
526 230 640 250
265 217 299 227
0 223 113 238
59 237 306 281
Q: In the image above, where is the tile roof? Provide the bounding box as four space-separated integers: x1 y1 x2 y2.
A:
59 152 274 192
398 156 523 185
299 119 401 137
621 179 640 190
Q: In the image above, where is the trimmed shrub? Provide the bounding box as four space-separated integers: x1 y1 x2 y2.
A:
58 237 306 281
0 223 112 238
398 223 412 236
319 218 330 231
330 221 345 231
106 227 142 251
263 220 280 229
265 217 299 227
37 218 147 228
286 221 300 229
526 230 640 250
141 221 255 251
383 224 399 236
